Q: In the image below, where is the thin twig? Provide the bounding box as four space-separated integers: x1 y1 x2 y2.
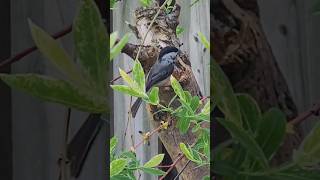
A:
0 25 72 69
132 125 162 150
173 159 191 180
159 153 184 180
290 103 320 125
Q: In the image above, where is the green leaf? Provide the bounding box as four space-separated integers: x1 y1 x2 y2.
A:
110 0 117 9
110 136 118 154
190 96 200 111
201 100 210 115
148 87 159 105
294 121 320 166
139 0 152 7
74 0 108 94
176 26 185 36
110 31 118 48
28 20 83 84
177 116 191 134
198 32 210 50
119 68 134 86
256 108 286 160
217 118 268 168
110 33 130 60
202 176 210 180
166 0 173 6
143 154 165 168
111 85 147 98
179 143 197 162
170 76 186 101
110 158 127 177
0 74 107 113
237 94 261 134
211 60 242 127
184 91 193 103
133 60 145 91
139 167 166 176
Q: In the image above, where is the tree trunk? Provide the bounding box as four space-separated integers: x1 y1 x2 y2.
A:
211 0 302 164
121 2 209 180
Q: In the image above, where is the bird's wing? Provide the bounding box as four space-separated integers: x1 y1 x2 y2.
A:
146 62 174 91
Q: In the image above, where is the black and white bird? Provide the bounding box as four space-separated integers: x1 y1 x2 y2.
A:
131 46 181 118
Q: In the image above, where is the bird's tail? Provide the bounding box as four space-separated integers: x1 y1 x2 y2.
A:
131 98 142 118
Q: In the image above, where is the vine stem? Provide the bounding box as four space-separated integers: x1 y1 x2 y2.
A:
290 103 320 125
132 124 162 151
159 153 185 180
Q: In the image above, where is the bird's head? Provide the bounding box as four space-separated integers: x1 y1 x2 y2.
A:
158 46 181 63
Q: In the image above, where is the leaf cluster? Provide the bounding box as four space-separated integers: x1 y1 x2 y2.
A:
110 136 166 179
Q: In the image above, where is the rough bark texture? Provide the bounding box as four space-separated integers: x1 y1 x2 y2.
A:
211 0 303 164
121 2 209 180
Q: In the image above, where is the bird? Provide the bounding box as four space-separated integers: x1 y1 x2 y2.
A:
131 46 181 118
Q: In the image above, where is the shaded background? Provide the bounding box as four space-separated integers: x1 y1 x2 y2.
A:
0 0 107 180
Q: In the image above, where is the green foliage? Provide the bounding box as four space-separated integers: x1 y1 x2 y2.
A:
180 143 201 163
109 136 165 179
110 60 155 101
0 0 111 113
110 32 130 60
143 154 164 168
0 74 107 113
74 0 108 95
294 121 320 166
198 32 210 50
110 158 128 177
212 56 320 179
237 94 261 134
170 76 210 134
211 59 242 127
110 0 117 9
139 0 153 7
217 117 268 168
28 20 83 84
256 108 286 160
139 167 165 176
176 26 185 37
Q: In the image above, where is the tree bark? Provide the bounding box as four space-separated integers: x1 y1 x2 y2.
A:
211 0 302 164
121 2 209 180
